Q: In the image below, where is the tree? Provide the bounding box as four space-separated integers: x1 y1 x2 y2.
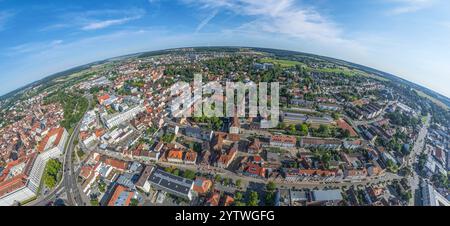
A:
342 129 351 138
43 159 62 189
90 198 99 206
236 179 242 188
130 198 139 206
98 180 107 193
289 124 296 133
165 167 174 173
266 181 277 192
331 112 340 120
235 192 243 201
214 174 222 182
247 191 259 206
265 191 276 206
318 125 330 137
300 123 309 136
162 133 175 143
183 170 196 180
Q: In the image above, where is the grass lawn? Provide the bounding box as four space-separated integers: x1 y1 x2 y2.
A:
415 89 449 110
260 58 304 68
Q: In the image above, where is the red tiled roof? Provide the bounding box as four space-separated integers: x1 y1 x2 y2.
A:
223 195 234 206
184 151 197 162
0 174 27 198
271 135 296 144
37 127 65 153
287 169 338 177
167 149 183 160
193 177 212 194
244 162 266 177
206 193 220 206
107 185 134 206
336 119 358 137
95 129 105 138
98 94 110 104
79 166 93 180
105 158 128 170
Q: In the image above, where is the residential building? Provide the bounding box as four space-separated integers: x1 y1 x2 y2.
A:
148 169 195 201
107 185 135 206
102 105 146 128
167 149 184 164
184 151 198 165
192 177 212 194
135 165 154 193
270 135 297 148
300 137 342 150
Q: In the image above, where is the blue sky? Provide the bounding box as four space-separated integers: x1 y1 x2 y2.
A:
1 0 450 97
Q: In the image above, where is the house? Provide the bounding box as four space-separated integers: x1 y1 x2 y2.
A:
421 179 450 206
270 135 297 148
283 168 341 182
248 138 262 154
217 144 238 168
135 165 154 193
300 137 341 150
167 149 184 164
310 190 343 206
184 151 198 165
282 112 308 125
344 168 367 180
147 152 160 162
107 185 135 206
199 151 211 166
206 192 221 206
37 127 68 155
185 127 213 141
98 94 111 105
193 177 212 194
336 119 358 137
148 169 195 201
103 158 128 171
318 103 341 111
242 162 266 178
223 195 234 206
211 134 224 151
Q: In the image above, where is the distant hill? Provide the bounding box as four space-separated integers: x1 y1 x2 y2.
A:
252 47 450 108
2 46 449 108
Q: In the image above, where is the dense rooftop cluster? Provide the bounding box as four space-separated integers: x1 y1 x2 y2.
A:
0 47 448 206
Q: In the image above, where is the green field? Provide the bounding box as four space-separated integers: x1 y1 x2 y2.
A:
260 58 388 81
260 58 305 68
415 89 449 110
310 67 388 81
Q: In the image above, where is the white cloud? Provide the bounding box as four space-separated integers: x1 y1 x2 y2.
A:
183 0 353 45
82 16 142 30
41 8 146 31
8 40 64 55
386 0 436 14
195 10 219 33
0 10 14 31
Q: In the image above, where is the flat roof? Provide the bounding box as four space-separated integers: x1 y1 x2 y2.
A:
148 169 193 196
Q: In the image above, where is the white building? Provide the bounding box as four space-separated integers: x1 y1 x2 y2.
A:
102 105 145 128
0 128 68 206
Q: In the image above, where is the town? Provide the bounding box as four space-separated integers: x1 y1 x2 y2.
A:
0 47 449 207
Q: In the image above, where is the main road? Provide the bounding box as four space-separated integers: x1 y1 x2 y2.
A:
95 147 401 191
406 113 430 206
29 95 92 206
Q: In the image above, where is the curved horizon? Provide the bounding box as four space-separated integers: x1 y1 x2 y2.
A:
1 0 450 100
2 45 449 105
